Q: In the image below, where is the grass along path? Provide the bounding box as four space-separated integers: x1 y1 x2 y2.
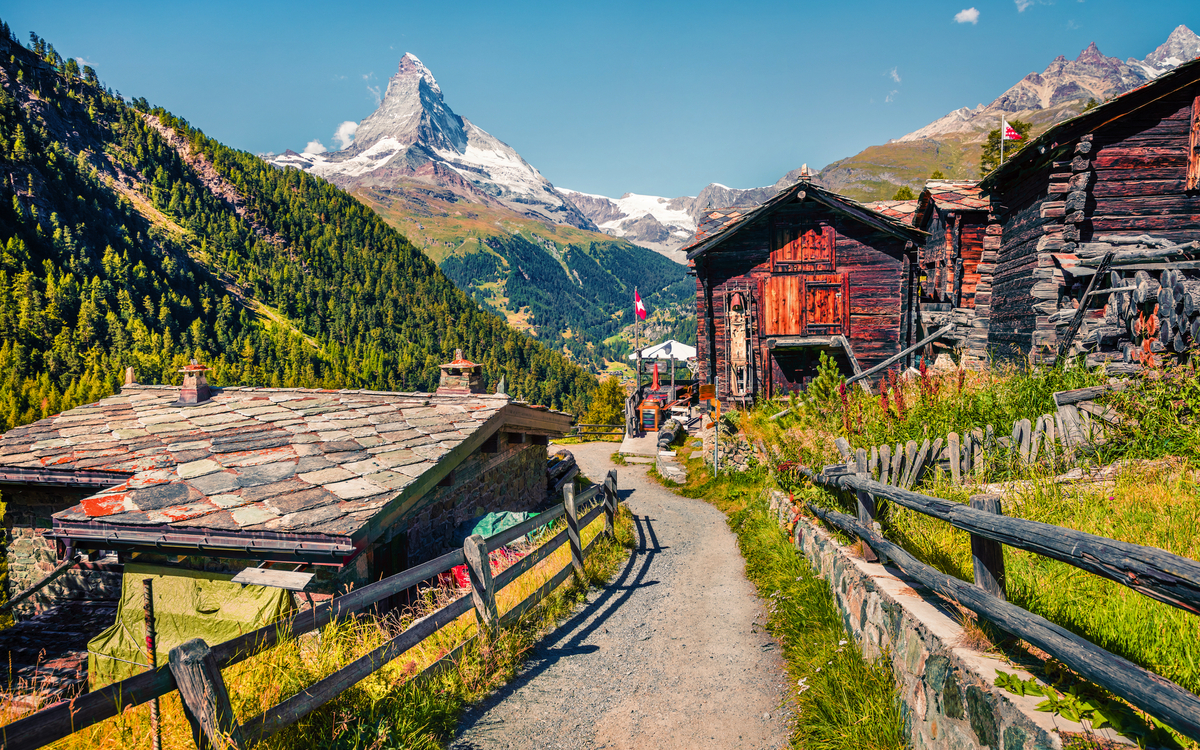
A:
10 490 634 750
669 441 907 750
447 441 791 750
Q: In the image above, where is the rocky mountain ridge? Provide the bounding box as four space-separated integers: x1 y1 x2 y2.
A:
574 24 1200 248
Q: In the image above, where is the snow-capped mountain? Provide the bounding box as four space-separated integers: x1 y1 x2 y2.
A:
270 53 595 230
558 179 787 258
896 25 1200 143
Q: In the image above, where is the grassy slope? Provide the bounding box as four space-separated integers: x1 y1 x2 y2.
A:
744 361 1200 746
816 100 1089 201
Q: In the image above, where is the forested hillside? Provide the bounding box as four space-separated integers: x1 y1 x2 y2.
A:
355 187 693 368
0 22 595 428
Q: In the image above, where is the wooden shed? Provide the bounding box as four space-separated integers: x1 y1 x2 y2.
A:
911 181 991 362
974 56 1200 366
686 182 926 403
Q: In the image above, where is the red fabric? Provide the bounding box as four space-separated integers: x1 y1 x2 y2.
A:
1002 119 1022 140
634 289 647 320
652 362 660 390
439 546 526 591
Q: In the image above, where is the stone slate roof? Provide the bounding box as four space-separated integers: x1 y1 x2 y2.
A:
864 199 919 225
0 385 571 562
914 180 987 230
691 207 752 244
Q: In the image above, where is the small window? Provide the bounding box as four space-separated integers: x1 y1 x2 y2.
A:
771 220 835 272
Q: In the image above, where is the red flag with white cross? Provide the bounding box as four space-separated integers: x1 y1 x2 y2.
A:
634 288 648 320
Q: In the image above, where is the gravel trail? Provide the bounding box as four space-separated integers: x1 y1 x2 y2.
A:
448 441 789 750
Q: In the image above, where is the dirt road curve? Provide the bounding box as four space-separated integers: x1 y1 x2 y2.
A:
449 441 789 750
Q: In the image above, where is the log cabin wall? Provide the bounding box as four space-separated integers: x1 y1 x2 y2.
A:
692 193 917 403
983 71 1200 365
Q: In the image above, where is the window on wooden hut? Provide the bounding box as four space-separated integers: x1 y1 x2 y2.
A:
771 221 835 272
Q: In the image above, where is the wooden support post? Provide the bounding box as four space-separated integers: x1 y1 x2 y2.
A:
168 639 244 750
463 534 498 632
854 452 879 563
144 579 161 750
603 470 617 537
564 484 585 581
969 494 1007 601
1018 419 1032 463
879 444 891 485
948 432 961 484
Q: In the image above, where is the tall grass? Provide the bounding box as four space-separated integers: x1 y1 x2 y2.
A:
674 449 905 750
6 506 635 749
756 356 1200 748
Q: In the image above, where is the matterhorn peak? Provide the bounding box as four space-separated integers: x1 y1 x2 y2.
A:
397 52 441 95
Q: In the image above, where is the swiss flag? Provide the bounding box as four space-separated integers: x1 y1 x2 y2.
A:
1002 119 1023 141
634 288 648 320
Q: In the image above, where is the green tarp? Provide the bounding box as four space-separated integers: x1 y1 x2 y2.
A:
452 511 538 547
87 563 294 689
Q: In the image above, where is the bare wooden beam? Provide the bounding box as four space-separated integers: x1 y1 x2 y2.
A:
845 325 956 386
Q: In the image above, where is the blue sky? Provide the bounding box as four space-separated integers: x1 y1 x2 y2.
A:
4 1 1197 197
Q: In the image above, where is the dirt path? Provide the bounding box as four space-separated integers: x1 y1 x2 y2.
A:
449 442 789 750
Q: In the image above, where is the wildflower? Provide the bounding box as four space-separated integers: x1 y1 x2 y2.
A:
838 639 847 646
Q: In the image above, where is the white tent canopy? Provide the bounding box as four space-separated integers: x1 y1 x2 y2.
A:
627 340 697 361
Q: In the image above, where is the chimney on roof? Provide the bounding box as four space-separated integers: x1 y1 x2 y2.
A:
800 163 810 178
177 360 211 405
437 349 485 395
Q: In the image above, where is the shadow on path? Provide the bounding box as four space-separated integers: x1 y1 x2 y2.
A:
450 512 664 743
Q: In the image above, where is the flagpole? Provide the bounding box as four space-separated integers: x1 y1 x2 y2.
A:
1000 117 1005 166
635 287 641 387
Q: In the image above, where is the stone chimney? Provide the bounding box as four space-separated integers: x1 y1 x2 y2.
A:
177 360 211 405
437 349 485 395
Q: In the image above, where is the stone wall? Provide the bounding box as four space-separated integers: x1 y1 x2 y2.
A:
3 485 123 614
767 491 1093 750
403 434 548 566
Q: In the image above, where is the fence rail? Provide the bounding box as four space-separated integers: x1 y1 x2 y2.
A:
1 471 622 750
799 463 1200 742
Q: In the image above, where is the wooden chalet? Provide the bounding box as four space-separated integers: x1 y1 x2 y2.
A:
973 56 1200 365
686 182 927 403
911 181 991 361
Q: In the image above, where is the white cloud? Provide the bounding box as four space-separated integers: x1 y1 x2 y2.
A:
303 140 327 155
954 7 980 23
74 56 96 67
885 90 899 103
363 73 381 106
1015 0 1033 11
332 121 358 150
888 67 901 83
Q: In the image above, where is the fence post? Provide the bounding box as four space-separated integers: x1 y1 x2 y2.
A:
143 579 161 750
168 638 244 750
463 533 498 633
854 451 879 563
603 470 617 537
564 484 585 580
968 494 1007 600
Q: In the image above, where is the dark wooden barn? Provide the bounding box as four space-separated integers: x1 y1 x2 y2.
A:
975 56 1200 366
686 182 927 403
911 181 991 364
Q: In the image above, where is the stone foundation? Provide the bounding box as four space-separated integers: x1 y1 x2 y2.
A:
4 485 122 614
768 491 1097 750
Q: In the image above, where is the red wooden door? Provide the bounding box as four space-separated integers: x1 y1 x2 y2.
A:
762 275 802 335
802 274 846 336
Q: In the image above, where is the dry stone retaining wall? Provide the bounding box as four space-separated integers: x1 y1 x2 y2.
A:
767 490 1093 750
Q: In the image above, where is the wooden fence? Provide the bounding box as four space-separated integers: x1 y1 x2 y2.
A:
834 384 1124 491
798 463 1200 742
0 471 622 750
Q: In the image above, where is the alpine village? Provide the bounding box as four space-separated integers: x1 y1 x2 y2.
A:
2 9 1200 750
